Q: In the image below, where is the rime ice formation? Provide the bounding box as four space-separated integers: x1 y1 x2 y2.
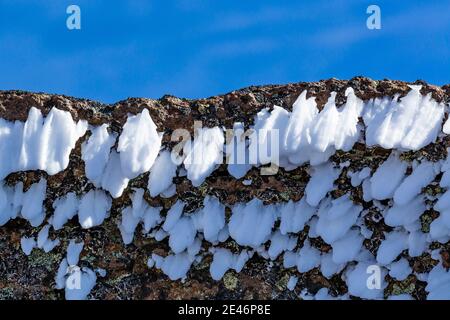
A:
363 85 444 150
184 126 224 187
78 190 112 229
210 248 252 280
148 150 178 197
117 109 162 179
55 240 97 300
2 81 450 300
0 107 87 179
226 123 252 179
81 124 117 186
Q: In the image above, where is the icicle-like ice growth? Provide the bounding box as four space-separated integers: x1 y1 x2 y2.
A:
364 85 444 150
345 262 387 299
279 198 316 235
248 106 288 166
209 248 252 280
310 92 339 153
50 192 79 230
0 119 23 179
226 122 252 179
150 252 193 281
21 178 47 227
229 199 277 248
369 152 407 200
38 108 88 175
148 150 178 197
305 163 340 207
0 107 86 179
118 188 162 244
100 151 130 198
55 240 97 300
81 124 117 186
191 196 226 243
184 126 224 187
333 88 364 151
376 231 409 265
426 263 450 300
78 189 112 229
36 224 60 253
117 109 162 179
283 90 318 154
315 195 362 244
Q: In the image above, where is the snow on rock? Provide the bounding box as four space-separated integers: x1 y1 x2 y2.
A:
100 151 130 198
36 224 60 253
20 236 36 256
279 198 316 235
4 86 450 299
310 93 339 153
229 199 277 248
209 248 252 280
393 161 439 206
333 88 364 151
78 189 112 229
184 126 224 187
296 240 321 272
0 183 19 226
81 124 117 186
148 150 178 197
305 163 340 206
67 240 84 266
429 216 450 243
117 109 162 179
315 195 362 244
310 88 363 153
118 189 162 244
364 85 444 150
39 108 88 174
320 253 345 278
50 192 79 230
191 196 226 243
348 167 371 187
226 123 252 179
331 229 364 264
0 119 23 179
384 196 426 228
81 125 130 198
426 263 450 300
162 200 185 232
287 276 298 291
369 152 407 200
408 231 428 257
431 187 450 242
18 107 88 175
388 258 411 281
249 106 288 166
55 240 97 300
376 231 409 265
21 178 47 227
268 230 297 260
150 252 193 281
345 262 387 299
168 216 196 254
283 91 317 155
159 198 196 254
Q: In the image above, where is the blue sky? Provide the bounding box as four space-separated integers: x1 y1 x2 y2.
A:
0 0 449 103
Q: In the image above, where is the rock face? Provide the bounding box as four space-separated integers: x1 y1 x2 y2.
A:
0 77 449 300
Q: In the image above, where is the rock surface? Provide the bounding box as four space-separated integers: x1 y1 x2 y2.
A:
0 77 449 300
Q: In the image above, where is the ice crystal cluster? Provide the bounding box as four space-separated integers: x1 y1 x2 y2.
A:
1 84 450 300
